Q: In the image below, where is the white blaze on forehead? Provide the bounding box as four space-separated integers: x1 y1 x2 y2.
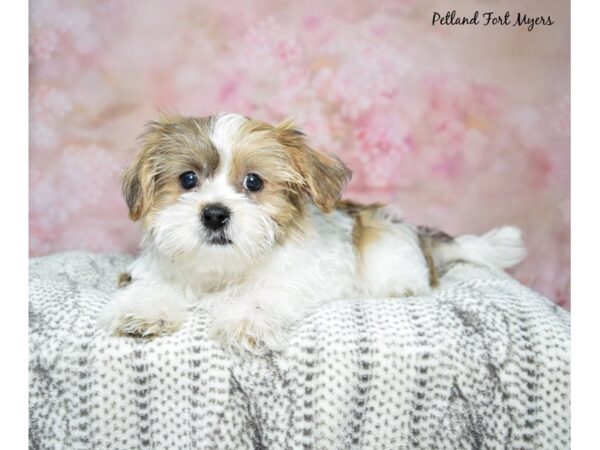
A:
210 113 248 175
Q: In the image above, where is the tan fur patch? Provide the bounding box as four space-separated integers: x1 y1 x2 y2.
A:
338 200 385 255
416 226 454 287
228 118 352 242
117 272 132 288
228 119 308 241
274 119 352 213
418 234 440 288
122 116 219 226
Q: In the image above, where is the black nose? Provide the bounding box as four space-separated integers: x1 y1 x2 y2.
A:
201 204 231 230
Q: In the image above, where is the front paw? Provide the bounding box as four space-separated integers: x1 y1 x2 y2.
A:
101 311 182 338
210 307 289 356
98 286 188 338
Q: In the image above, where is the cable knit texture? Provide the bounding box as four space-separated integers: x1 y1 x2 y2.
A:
29 252 570 449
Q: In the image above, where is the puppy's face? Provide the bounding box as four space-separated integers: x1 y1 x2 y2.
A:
123 113 351 270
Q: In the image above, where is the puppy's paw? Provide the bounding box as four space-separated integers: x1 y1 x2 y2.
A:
98 285 188 338
210 306 289 356
101 311 182 338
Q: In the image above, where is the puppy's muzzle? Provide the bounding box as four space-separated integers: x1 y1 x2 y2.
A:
201 204 231 231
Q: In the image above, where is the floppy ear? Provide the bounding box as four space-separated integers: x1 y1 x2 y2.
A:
121 124 162 221
276 120 352 213
121 158 151 221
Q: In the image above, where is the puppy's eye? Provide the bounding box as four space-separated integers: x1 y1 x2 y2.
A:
243 173 263 192
179 171 198 189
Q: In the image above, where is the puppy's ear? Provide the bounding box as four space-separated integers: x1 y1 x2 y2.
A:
276 120 352 212
121 159 150 221
121 123 163 221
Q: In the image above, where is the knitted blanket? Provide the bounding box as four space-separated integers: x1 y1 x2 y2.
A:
29 252 570 449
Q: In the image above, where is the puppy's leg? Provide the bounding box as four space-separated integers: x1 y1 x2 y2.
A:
208 290 306 356
359 222 432 297
99 282 190 337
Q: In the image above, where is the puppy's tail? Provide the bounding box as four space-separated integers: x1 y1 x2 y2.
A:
418 226 526 276
422 226 526 273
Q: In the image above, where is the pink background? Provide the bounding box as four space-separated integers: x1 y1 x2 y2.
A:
29 0 570 308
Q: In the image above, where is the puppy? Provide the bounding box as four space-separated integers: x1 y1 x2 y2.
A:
99 113 526 355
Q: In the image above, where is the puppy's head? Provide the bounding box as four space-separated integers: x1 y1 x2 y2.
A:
123 113 351 270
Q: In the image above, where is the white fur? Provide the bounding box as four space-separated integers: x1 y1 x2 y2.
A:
435 226 526 270
99 113 526 355
359 211 432 297
98 282 191 337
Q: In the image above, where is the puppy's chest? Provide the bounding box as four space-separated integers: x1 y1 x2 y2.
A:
199 235 357 300
181 271 247 297
163 212 363 299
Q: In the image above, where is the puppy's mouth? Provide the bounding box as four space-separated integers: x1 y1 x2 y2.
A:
206 233 233 246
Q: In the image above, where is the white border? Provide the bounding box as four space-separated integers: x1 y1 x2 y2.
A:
0 0 28 447
572 0 599 448
5 0 589 447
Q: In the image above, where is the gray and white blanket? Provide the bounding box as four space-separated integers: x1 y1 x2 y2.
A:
29 252 570 449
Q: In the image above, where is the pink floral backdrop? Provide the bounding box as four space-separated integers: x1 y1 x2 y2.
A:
29 0 570 308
